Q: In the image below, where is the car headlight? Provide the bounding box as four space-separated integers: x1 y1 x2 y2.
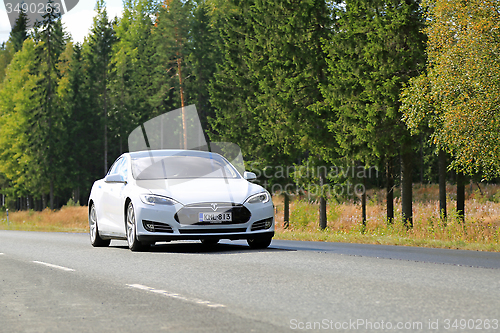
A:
140 194 179 206
245 192 270 204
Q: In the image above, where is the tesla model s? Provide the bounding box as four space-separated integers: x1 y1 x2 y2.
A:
88 150 274 251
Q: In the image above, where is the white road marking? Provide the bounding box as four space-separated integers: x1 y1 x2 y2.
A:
0 253 4 255
127 284 226 308
32 261 75 272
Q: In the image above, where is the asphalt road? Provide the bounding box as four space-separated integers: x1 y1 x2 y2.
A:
1 231 499 332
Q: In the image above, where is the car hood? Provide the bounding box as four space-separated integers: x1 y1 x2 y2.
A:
135 178 265 205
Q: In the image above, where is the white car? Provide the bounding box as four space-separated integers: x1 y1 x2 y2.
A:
88 150 274 251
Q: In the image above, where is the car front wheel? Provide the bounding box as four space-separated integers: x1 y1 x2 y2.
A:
89 204 110 247
126 202 147 252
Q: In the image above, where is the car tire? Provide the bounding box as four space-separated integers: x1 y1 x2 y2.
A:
201 239 219 246
247 236 272 249
89 204 111 247
126 202 147 252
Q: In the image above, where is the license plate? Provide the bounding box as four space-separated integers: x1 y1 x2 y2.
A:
199 212 232 223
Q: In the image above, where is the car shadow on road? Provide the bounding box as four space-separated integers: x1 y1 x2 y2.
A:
110 241 293 254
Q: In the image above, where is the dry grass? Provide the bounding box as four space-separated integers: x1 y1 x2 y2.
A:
273 183 500 252
0 206 89 233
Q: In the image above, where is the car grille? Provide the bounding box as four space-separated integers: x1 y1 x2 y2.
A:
174 202 251 225
178 227 247 234
142 220 174 233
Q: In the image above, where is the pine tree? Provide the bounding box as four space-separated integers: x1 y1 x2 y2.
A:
151 0 193 112
109 0 157 152
248 0 334 229
0 11 29 83
82 0 116 175
186 0 221 136
322 0 426 227
208 0 263 155
209 0 334 228
58 42 95 204
29 3 67 209
10 10 29 53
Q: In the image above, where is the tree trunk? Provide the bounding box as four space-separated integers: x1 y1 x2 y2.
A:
438 149 447 219
319 196 327 230
420 135 424 183
50 179 54 210
457 172 465 222
104 79 108 176
386 158 394 224
283 192 290 229
178 57 188 150
361 174 367 232
357 161 366 231
401 142 413 229
319 169 327 230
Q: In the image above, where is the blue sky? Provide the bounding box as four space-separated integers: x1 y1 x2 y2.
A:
1 0 125 45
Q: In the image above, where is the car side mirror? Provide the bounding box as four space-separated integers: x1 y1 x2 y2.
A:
244 171 257 182
105 174 127 184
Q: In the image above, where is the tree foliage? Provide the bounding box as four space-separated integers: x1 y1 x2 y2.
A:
150 0 193 113
83 0 116 174
323 0 426 163
401 0 500 178
29 7 68 208
322 0 426 225
109 0 157 150
0 0 494 223
10 10 29 53
0 39 38 200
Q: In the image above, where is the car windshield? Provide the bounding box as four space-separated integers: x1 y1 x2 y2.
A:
131 154 239 180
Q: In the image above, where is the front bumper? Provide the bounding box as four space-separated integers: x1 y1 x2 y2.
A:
137 230 275 243
135 200 275 242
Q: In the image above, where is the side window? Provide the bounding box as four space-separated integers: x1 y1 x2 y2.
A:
118 157 128 180
108 158 123 176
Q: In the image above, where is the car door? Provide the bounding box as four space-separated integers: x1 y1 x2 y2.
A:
99 157 128 236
